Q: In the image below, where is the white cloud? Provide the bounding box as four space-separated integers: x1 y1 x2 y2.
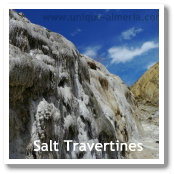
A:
146 61 156 70
82 45 101 58
108 41 158 64
71 28 81 36
97 14 102 20
121 27 143 40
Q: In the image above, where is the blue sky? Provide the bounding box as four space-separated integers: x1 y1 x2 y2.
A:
15 9 159 86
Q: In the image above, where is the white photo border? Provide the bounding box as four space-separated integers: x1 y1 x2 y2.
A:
4 3 164 165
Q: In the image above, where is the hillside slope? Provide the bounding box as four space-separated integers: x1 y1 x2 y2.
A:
131 62 159 106
130 62 159 159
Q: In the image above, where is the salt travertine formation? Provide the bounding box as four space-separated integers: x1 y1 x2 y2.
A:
9 10 142 159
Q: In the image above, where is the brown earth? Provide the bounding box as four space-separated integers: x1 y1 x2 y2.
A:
131 62 159 106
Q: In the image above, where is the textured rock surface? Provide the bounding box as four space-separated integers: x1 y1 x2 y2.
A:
130 102 159 159
131 62 159 106
130 62 159 159
9 10 156 159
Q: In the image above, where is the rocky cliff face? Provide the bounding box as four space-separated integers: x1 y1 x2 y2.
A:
130 62 159 159
9 10 144 159
131 62 159 106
